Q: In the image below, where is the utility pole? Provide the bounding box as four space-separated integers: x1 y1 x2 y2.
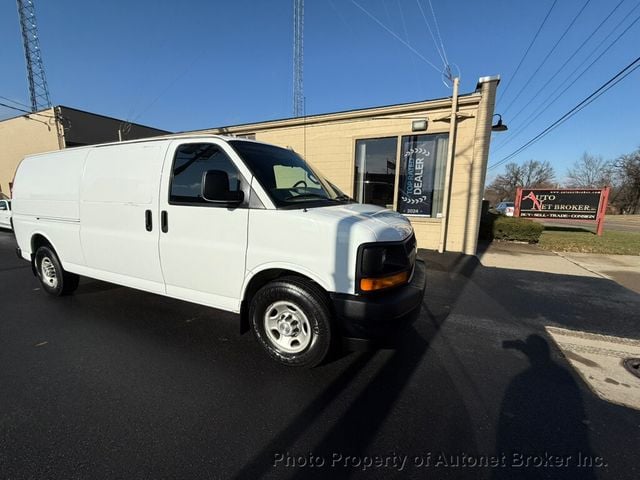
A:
16 0 52 112
293 0 304 117
438 76 460 253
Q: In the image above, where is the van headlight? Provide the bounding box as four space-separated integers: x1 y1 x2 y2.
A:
357 242 412 292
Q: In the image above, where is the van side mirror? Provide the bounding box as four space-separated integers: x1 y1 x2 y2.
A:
201 170 244 205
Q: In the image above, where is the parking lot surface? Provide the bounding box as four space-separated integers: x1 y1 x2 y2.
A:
1 230 639 479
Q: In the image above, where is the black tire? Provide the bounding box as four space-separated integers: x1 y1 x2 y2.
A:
250 276 333 368
34 245 79 296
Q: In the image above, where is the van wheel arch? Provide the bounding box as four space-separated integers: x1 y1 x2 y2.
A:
30 234 55 276
33 243 80 296
240 269 331 335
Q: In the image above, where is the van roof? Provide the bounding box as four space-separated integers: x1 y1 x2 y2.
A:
22 134 265 159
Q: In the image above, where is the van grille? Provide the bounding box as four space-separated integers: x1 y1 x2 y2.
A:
404 234 417 271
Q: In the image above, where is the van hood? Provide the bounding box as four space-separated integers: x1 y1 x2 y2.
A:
305 203 413 242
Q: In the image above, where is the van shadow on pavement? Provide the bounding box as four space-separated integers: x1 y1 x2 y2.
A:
494 334 596 480
233 252 483 480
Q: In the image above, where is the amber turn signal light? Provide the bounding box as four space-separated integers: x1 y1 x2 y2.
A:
360 270 409 292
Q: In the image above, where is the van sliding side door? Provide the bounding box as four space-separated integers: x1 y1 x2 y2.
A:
80 143 168 293
157 140 250 312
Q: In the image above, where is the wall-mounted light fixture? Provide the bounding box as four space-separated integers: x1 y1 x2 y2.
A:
411 119 428 132
491 114 508 132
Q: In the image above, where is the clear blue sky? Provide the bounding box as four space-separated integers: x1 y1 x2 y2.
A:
1 0 638 182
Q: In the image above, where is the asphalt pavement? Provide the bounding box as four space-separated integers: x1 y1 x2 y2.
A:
1 229 639 479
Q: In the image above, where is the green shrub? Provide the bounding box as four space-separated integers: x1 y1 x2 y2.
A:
479 211 499 241
492 216 543 243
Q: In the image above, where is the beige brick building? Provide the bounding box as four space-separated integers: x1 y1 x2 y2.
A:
193 76 500 254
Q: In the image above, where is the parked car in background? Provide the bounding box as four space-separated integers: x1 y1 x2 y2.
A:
0 199 12 229
495 201 515 216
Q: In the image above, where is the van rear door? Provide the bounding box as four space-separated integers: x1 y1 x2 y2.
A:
80 142 168 293
157 140 250 312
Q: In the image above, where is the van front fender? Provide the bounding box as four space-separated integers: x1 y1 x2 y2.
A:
241 263 333 301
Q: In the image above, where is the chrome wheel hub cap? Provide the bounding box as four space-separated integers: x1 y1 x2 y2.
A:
41 257 58 289
264 301 312 354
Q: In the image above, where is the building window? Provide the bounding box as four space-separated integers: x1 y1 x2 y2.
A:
353 137 397 208
396 134 448 217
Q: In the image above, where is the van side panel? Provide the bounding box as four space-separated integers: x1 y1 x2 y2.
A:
79 143 167 293
12 149 88 266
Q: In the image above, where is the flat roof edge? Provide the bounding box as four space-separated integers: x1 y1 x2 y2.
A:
57 105 172 133
186 92 482 134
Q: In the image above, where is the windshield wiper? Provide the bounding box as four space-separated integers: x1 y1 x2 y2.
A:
283 193 332 201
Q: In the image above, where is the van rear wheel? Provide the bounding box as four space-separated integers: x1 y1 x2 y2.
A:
250 276 332 368
35 246 79 296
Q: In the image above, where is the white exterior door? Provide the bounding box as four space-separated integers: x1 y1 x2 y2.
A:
158 140 250 312
80 143 167 293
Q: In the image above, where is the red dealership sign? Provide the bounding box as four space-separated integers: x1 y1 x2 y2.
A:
515 187 610 236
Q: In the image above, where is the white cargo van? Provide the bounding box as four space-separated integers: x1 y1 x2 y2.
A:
12 135 426 367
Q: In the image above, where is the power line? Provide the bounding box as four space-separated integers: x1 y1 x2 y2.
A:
415 0 447 69
397 0 425 95
498 0 558 105
502 0 592 116
124 33 174 124
397 0 412 50
0 101 31 115
507 0 625 126
489 55 640 171
127 17 216 123
129 54 203 123
0 95 31 110
349 0 442 74
427 0 449 68
0 101 54 127
326 0 354 34
0 100 55 119
492 5 640 154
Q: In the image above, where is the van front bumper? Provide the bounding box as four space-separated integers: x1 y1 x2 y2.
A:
329 259 426 340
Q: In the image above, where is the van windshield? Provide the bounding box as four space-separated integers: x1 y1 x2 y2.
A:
229 140 352 208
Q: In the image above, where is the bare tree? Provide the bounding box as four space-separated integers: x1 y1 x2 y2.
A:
520 159 556 188
612 147 640 214
565 152 613 188
485 160 556 203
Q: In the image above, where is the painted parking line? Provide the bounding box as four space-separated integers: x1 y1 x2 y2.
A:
546 326 640 411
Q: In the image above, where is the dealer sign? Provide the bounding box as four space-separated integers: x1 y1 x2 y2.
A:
515 187 610 235
516 189 603 220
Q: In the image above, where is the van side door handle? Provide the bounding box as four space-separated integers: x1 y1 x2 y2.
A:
145 210 153 231
161 210 168 233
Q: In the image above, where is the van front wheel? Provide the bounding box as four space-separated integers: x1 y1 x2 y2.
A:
35 246 79 296
250 276 332 368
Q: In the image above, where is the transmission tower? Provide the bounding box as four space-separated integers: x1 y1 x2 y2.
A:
16 0 52 112
293 0 304 117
